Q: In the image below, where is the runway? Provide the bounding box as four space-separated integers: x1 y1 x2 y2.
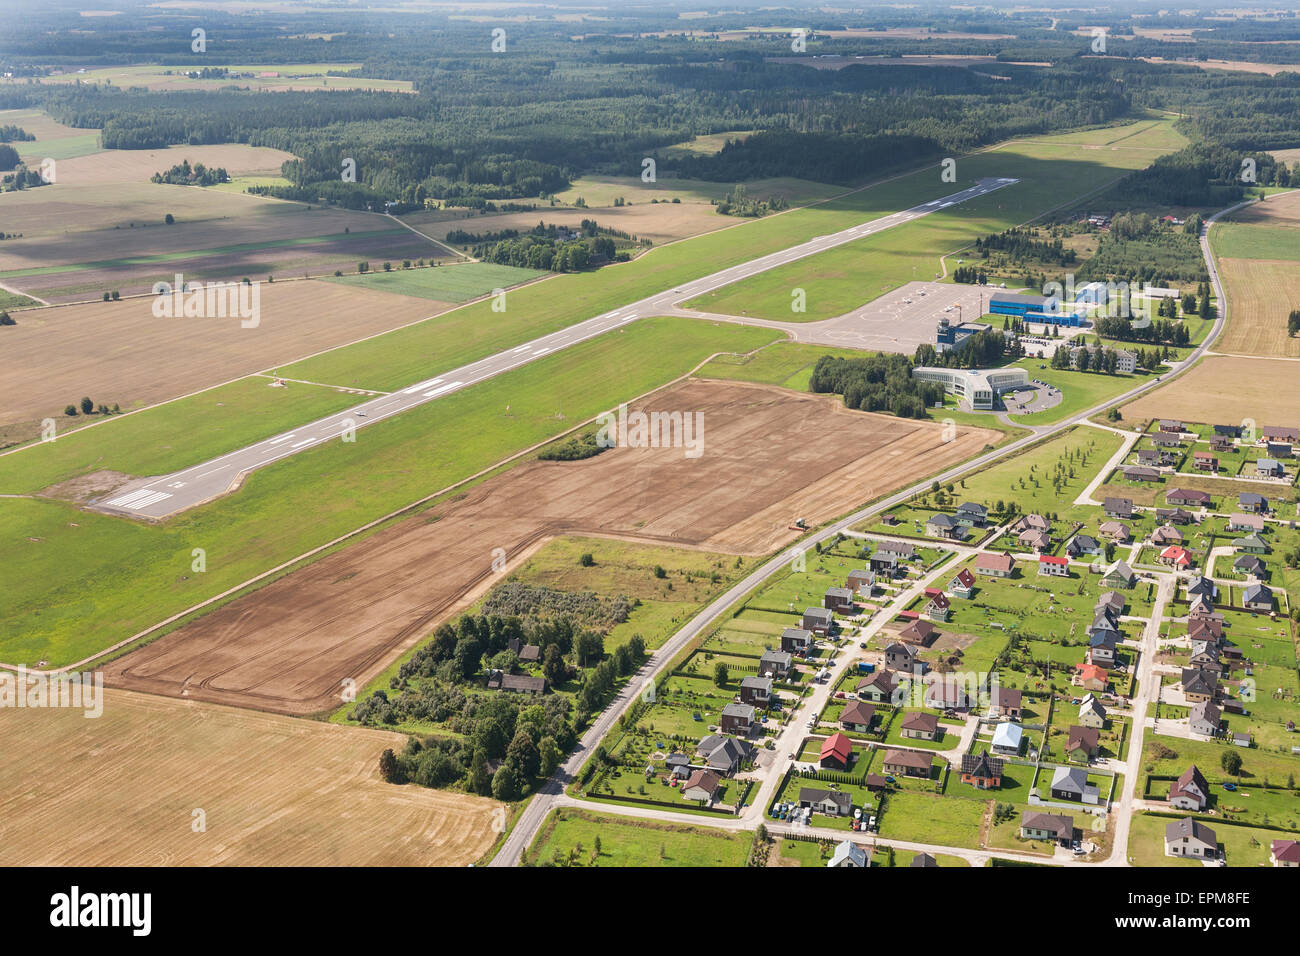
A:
92 177 1018 519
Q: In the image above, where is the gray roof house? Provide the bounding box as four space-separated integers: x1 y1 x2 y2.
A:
1165 818 1218 859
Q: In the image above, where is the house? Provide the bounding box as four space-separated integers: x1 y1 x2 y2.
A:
1262 425 1299 443
1018 528 1053 552
1192 451 1218 472
517 643 541 663
1232 731 1252 748
1169 765 1210 811
1158 419 1184 434
1256 457 1285 478
1188 700 1221 738
485 671 547 695
1271 840 1300 868
1135 448 1166 467
1101 560 1135 589
1155 507 1195 526
827 840 870 868
1150 525 1183 546
960 749 1004 789
1066 725 1101 763
955 501 988 527
884 642 919 672
1123 466 1161 483
1152 432 1182 448
926 675 975 712
1088 630 1117 667
910 853 938 868
870 553 900 576
1266 441 1293 460
824 586 855 613
1187 616 1223 644
681 769 722 803
739 675 773 707
720 702 755 735
759 649 793 679
1227 512 1265 533
1103 497 1134 519
1051 765 1099 803
1099 521 1132 543
847 568 875 595
992 722 1024 756
899 712 939 741
1020 811 1074 846
1167 488 1212 507
1038 554 1070 577
1067 534 1102 558
781 627 813 654
1238 492 1268 513
881 748 934 779
697 735 754 775
924 589 951 622
1160 545 1191 569
991 686 1023 720
799 787 852 817
802 608 834 635
1233 533 1270 554
926 513 963 540
664 752 691 779
839 700 877 733
1015 513 1050 533
819 732 855 771
856 669 898 703
1165 818 1218 860
1242 582 1274 612
1234 554 1266 578
1078 694 1108 729
976 551 1016 577
1213 424 1242 439
949 567 977 599
1210 436 1233 453
1096 591 1125 617
1189 641 1221 673
899 619 939 647
1074 664 1109 692
877 540 917 561
1181 667 1219 703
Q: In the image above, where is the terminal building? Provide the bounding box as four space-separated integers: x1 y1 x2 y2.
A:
989 291 1086 328
911 366 1030 411
935 317 992 353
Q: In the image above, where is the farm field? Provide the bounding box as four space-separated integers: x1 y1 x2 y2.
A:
326 261 546 302
97 379 996 715
1212 257 1300 358
0 107 102 161
0 318 785 671
1121 356 1300 425
0 279 445 446
551 173 844 209
523 808 753 867
2 63 414 93
0 688 501 866
410 200 736 246
681 119 1186 322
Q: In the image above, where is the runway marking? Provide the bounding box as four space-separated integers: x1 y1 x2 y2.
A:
267 434 295 445
290 438 317 449
421 380 463 398
104 488 156 507
128 491 173 510
401 377 443 395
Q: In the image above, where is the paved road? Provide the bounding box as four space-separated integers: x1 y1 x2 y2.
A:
91 177 1019 519
489 199 1247 866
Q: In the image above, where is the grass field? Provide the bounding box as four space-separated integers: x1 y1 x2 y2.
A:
1127 811 1277 867
0 688 502 866
326 262 546 302
0 317 783 666
1121 356 1300 425
523 808 753 866
682 118 1187 322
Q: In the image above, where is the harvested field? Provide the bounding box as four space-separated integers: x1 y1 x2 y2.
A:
1213 258 1300 357
0 687 500 866
408 199 737 246
0 279 446 443
102 379 997 715
1121 355 1300 424
52 144 293 186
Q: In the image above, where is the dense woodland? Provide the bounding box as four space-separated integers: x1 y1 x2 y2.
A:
6 3 1300 210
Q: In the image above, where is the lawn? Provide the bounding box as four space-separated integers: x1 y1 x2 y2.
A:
326 261 546 303
523 808 754 867
0 317 781 666
877 788 987 849
1127 812 1278 868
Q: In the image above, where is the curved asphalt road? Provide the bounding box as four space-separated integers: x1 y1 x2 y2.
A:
487 198 1251 866
92 177 1018 519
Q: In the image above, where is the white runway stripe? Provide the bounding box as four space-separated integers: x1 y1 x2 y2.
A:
125 491 172 510
421 380 463 398
104 488 156 507
402 377 443 395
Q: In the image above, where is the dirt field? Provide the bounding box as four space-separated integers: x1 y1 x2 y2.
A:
1214 258 1300 358
0 687 500 866
101 379 997 715
52 143 293 186
0 279 447 443
408 200 735 246
1121 355 1300 424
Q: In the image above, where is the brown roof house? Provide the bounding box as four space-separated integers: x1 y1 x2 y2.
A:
899 712 940 742
976 551 1016 578
1169 765 1210 811
881 748 933 779
899 618 939 647
839 700 877 733
1066 725 1101 763
681 769 722 804
1020 811 1074 846
991 686 1023 721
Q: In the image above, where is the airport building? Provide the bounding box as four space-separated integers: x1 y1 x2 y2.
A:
935 318 992 353
989 291 1087 327
911 366 1030 411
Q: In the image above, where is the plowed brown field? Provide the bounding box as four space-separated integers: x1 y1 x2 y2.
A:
103 379 997 715
0 687 500 866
